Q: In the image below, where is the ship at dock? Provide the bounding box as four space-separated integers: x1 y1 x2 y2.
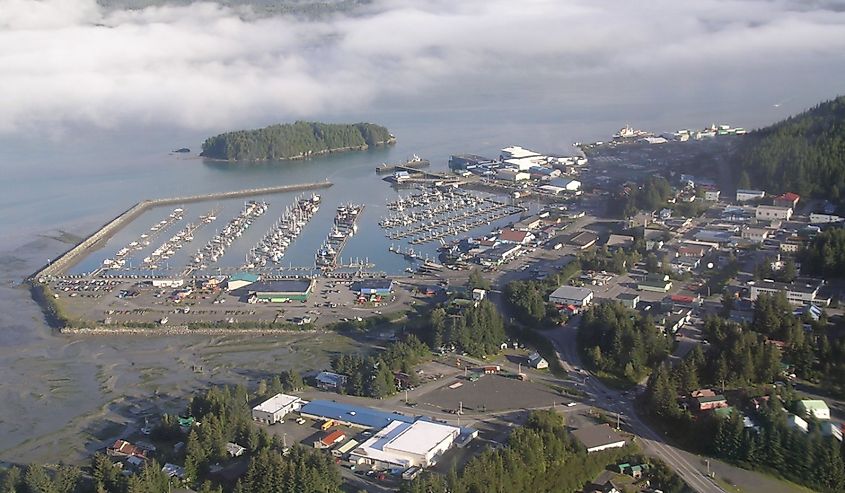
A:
315 204 364 270
375 154 430 173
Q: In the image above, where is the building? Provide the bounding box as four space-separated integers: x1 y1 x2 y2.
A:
705 190 721 201
252 393 303 424
548 285 594 307
572 424 628 453
638 273 672 293
694 394 728 411
496 168 530 181
355 279 394 297
151 278 184 288
247 279 314 302
797 400 830 420
616 293 640 309
449 154 492 169
315 371 348 391
606 234 634 249
498 228 535 244
349 419 461 470
315 429 346 449
226 442 246 457
528 352 549 369
755 205 793 221
300 400 416 430
810 212 843 224
500 146 542 160
472 289 486 301
226 272 259 291
749 279 825 305
736 189 766 202
548 177 581 191
774 192 800 209
162 463 187 480
821 422 843 442
568 231 599 250
741 227 769 243
478 243 521 266
107 439 147 459
786 414 809 433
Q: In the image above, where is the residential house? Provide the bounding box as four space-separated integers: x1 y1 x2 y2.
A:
774 192 800 209
528 352 549 369
797 400 830 420
315 371 348 391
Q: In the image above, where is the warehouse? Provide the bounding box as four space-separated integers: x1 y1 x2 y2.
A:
355 278 394 297
299 400 416 430
247 279 314 303
755 205 793 221
548 285 594 307
572 424 628 453
252 393 303 424
349 419 461 470
227 272 259 291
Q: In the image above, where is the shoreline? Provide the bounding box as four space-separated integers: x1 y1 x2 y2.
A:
201 138 397 162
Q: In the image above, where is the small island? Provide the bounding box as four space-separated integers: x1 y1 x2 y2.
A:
200 121 395 161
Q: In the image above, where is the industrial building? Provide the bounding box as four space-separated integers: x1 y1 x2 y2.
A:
226 272 259 291
736 189 766 202
354 279 394 297
755 205 793 221
349 419 461 470
299 400 417 430
247 278 314 302
548 285 594 307
252 393 303 424
496 168 530 181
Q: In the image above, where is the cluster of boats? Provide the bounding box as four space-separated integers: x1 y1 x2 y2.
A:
379 187 524 245
102 208 185 270
244 194 320 268
192 201 268 269
141 209 217 270
315 204 364 270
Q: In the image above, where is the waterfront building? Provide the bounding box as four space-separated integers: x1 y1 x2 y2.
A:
247 279 314 303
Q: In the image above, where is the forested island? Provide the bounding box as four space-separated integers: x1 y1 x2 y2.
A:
733 95 845 199
200 121 395 161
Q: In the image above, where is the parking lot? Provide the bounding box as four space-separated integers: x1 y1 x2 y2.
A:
415 373 571 414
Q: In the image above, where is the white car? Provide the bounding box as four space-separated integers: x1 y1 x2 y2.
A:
566 402 577 407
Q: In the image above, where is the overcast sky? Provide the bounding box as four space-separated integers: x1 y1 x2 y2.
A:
1 0 844 134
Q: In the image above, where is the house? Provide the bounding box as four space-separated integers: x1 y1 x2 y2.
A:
315 371 348 391
774 192 800 209
162 463 187 480
694 394 728 411
659 208 673 220
741 227 769 243
616 292 640 309
606 234 634 249
572 424 627 453
226 272 259 291
252 393 303 424
315 429 347 449
472 289 486 301
585 480 622 493
736 189 766 202
797 399 830 420
755 205 793 221
705 190 721 201
786 414 809 433
638 273 672 293
225 442 246 457
528 352 549 369
498 228 535 244
107 439 147 459
677 244 710 257
549 285 594 307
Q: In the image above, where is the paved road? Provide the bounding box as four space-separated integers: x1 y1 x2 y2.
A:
543 319 726 493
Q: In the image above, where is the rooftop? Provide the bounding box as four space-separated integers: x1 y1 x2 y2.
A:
248 279 314 294
300 400 415 429
572 424 627 450
549 285 593 301
229 272 259 283
356 278 394 290
253 393 300 413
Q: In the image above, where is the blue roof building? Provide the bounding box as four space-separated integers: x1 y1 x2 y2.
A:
299 400 416 429
355 279 394 296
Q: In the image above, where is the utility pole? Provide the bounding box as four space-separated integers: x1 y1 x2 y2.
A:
616 412 621 430
405 390 408 404
283 432 287 448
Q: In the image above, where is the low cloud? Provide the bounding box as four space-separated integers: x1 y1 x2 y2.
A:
1 0 844 133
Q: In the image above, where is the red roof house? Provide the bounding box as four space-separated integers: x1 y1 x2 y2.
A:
774 193 800 208
498 228 533 244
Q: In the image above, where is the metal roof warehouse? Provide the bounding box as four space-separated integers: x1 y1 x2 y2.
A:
248 279 315 302
299 400 416 429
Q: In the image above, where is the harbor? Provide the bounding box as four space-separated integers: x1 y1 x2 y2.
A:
315 204 365 271
244 194 321 268
374 154 430 173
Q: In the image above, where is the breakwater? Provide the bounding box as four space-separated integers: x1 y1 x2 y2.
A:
30 181 333 279
60 326 320 336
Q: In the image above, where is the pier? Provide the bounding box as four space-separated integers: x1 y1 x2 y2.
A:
31 181 333 280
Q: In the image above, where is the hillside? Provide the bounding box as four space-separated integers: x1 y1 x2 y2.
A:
734 95 845 200
200 121 394 161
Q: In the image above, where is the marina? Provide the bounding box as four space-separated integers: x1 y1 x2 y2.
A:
244 194 321 268
315 204 365 271
191 200 269 270
140 208 217 271
100 208 185 271
374 154 430 173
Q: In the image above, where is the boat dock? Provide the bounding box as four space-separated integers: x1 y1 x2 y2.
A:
375 155 431 173
315 204 365 271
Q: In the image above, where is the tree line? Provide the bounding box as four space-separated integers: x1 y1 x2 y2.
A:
800 228 845 278
201 121 393 161
331 335 431 398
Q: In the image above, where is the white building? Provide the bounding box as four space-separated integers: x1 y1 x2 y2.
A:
548 285 594 307
252 393 303 424
349 420 460 470
572 424 628 453
528 352 548 369
822 422 843 442
810 213 843 224
797 399 830 420
786 414 809 433
704 190 721 201
500 146 541 160
749 279 825 306
151 278 184 288
496 168 530 181
755 205 793 221
736 189 766 202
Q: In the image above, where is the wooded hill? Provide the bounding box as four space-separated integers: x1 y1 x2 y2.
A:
733 96 845 200
200 121 394 161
